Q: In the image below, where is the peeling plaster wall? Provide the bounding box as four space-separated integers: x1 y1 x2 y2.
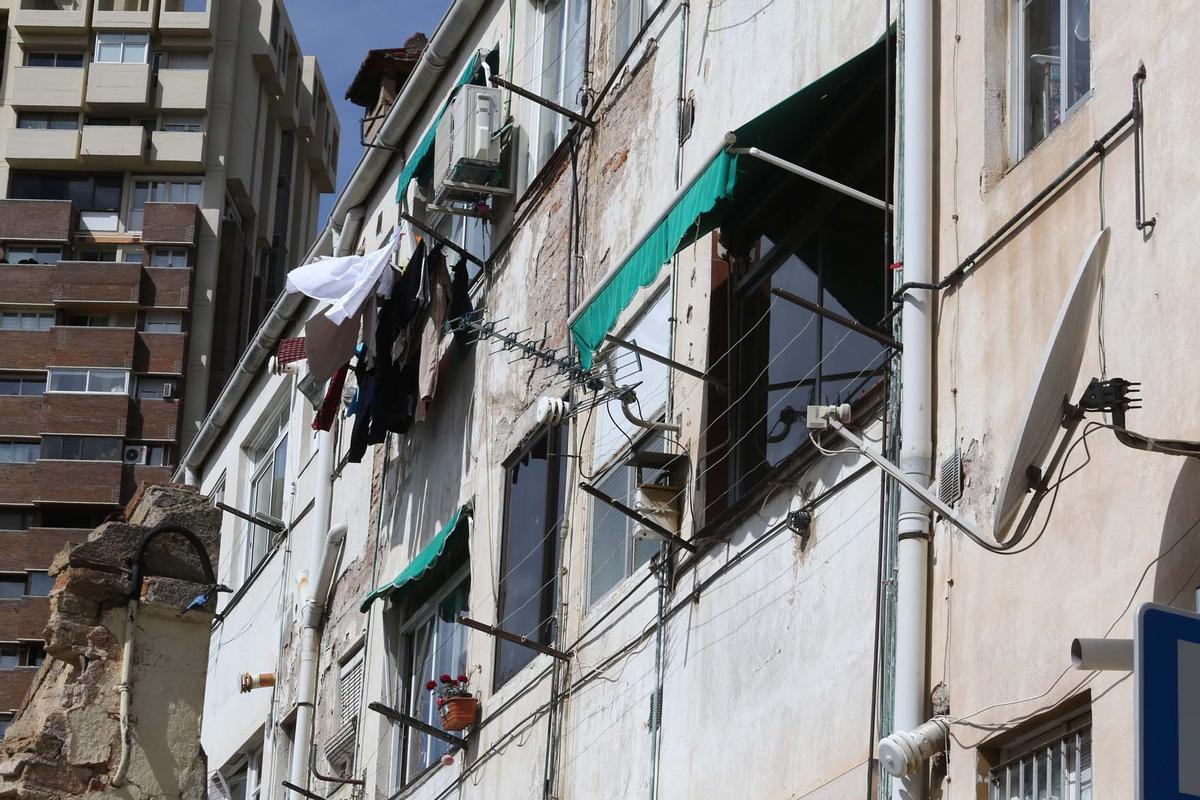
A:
929 2 1200 798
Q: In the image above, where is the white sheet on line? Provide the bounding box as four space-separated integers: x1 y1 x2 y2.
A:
286 229 400 325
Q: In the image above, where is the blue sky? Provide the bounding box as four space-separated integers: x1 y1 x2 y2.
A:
285 0 452 228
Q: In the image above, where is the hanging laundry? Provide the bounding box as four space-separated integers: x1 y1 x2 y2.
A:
312 365 349 432
416 247 452 422
305 306 363 385
274 337 307 369
286 229 399 326
449 257 472 332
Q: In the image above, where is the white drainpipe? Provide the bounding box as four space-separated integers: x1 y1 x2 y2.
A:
895 0 934 798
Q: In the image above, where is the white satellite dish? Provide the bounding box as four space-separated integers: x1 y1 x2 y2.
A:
993 227 1111 538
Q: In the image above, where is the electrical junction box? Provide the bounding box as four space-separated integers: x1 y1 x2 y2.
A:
431 84 511 216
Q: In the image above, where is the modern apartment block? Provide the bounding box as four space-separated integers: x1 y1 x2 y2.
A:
0 0 338 720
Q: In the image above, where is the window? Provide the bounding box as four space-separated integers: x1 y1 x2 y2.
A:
40 506 108 529
128 179 202 231
4 245 62 264
24 52 84 68
0 644 18 667
240 407 288 584
16 113 78 130
328 648 365 775
94 33 149 64
163 0 208 13
588 434 665 606
494 427 566 688
1011 0 1091 156
0 642 41 668
9 173 122 232
157 51 208 70
0 442 39 464
122 249 144 264
61 312 135 328
0 579 23 600
143 310 183 333
0 375 45 397
47 368 130 394
77 247 118 262
0 508 34 531
0 713 12 738
24 572 51 596
150 247 189 268
0 311 53 331
535 0 587 168
223 747 262 800
986 709 1092 800
40 436 122 461
135 376 175 400
125 443 170 466
611 0 649 67
396 575 469 783
160 114 203 133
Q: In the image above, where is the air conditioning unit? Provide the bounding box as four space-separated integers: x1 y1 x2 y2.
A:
123 446 148 465
161 382 175 400
430 84 511 216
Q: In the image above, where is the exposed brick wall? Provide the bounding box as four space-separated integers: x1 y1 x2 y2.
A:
51 263 141 305
0 529 83 572
0 201 75 244
48 327 136 370
32 462 123 505
140 203 199 246
0 266 51 305
0 670 35 713
127 399 180 440
0 466 37 505
0 598 51 640
0 398 43 437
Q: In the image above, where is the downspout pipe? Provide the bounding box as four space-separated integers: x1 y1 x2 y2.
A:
894 0 934 799
287 518 348 800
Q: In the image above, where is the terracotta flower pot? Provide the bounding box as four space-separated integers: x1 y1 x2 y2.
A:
439 696 478 731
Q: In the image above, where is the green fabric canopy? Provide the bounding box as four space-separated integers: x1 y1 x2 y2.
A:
393 51 483 202
569 35 888 370
360 506 468 612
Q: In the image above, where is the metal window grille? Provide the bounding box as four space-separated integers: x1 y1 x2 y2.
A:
988 722 1092 800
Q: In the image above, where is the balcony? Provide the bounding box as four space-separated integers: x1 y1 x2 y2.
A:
141 203 199 246
92 0 154 30
135 331 185 374
149 131 206 169
8 67 86 108
0 200 76 243
41 392 128 436
33 460 123 505
251 49 284 97
49 262 141 304
156 68 209 111
48 326 135 369
86 63 151 107
0 397 44 437
159 0 213 36
142 266 192 307
0 331 52 370
129 397 180 440
0 464 38 504
4 129 80 168
80 124 146 167
12 0 87 32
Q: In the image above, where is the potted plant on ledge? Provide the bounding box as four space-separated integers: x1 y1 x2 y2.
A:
428 673 478 732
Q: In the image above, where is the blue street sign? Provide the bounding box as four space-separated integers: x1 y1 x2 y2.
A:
1137 602 1200 799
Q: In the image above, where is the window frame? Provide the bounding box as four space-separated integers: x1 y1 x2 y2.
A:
24 51 84 68
94 33 150 65
128 178 203 232
533 0 589 170
142 310 184 333
46 368 131 395
0 441 40 465
1008 0 1092 158
391 568 470 789
5 244 63 264
39 435 123 462
610 0 649 70
0 311 54 332
986 710 1092 800
493 425 567 690
239 406 289 587
15 112 78 131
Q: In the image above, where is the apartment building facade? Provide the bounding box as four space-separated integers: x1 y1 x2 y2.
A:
179 1 1198 800
0 0 337 720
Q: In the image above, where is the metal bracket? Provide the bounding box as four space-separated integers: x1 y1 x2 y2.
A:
490 75 595 128
367 702 468 748
455 615 572 661
725 141 892 213
399 212 486 269
603 334 725 385
215 501 285 534
579 481 698 553
281 781 328 800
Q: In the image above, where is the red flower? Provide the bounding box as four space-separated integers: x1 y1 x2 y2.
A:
456 674 469 683
425 680 437 691
439 673 452 683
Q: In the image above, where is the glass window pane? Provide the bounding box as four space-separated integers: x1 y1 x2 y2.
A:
49 371 87 392
0 580 23 600
25 572 52 596
588 465 629 605
269 435 287 520
87 370 127 393
1023 0 1062 150
405 618 435 775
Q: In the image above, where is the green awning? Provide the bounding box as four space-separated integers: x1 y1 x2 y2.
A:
569 35 889 370
360 505 469 612
393 52 483 202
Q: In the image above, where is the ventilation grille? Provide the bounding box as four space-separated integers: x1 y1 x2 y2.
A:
938 450 963 506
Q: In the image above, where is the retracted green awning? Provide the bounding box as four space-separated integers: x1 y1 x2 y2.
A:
569 35 889 370
360 505 469 612
393 51 484 202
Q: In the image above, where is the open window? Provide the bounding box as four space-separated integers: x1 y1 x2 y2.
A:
702 54 891 520
238 406 287 587
1010 0 1091 157
494 426 566 688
